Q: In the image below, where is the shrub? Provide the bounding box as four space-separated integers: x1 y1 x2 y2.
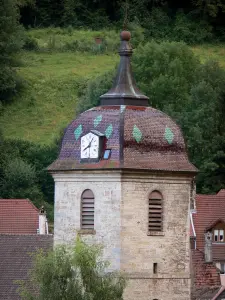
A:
0 157 43 202
23 35 39 51
127 20 145 48
18 239 126 300
0 137 58 219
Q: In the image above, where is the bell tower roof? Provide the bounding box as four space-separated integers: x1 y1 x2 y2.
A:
100 31 149 106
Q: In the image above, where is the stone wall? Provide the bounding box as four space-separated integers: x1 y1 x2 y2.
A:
53 171 122 271
121 172 192 300
52 170 193 300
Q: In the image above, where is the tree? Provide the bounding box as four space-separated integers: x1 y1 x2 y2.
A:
193 0 225 18
18 239 126 300
0 0 25 102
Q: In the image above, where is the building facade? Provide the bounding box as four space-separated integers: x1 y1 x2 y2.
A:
49 30 197 300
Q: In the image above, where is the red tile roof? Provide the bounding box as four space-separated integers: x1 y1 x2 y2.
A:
191 249 221 287
0 199 39 234
213 244 225 262
192 190 225 256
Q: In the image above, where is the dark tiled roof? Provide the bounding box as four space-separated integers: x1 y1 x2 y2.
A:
192 287 221 300
191 249 220 288
0 234 53 300
48 105 196 173
192 190 225 259
0 199 39 234
213 287 225 300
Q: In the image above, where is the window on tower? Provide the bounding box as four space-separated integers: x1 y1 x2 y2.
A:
81 189 95 229
148 191 163 233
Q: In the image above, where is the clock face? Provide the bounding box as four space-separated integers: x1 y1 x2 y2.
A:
81 132 99 159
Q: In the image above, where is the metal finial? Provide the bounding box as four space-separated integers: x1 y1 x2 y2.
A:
100 17 149 106
123 0 129 30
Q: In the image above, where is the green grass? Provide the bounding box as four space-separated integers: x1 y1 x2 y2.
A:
27 28 120 52
0 51 118 145
192 44 225 67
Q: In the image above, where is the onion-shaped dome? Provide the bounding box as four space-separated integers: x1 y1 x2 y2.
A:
48 31 196 174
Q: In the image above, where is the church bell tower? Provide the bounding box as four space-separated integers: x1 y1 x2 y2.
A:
48 30 197 300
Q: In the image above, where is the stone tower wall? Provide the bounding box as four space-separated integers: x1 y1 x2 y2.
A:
53 171 193 300
121 172 192 300
53 171 122 271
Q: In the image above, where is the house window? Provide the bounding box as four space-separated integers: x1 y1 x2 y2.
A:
214 229 224 242
81 189 95 229
220 263 225 274
149 191 163 232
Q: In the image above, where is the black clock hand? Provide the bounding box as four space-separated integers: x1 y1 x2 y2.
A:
83 138 94 151
89 137 94 146
83 143 91 151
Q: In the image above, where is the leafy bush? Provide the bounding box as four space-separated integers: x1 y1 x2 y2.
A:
0 136 58 220
127 20 145 48
0 158 43 202
18 239 126 300
23 35 39 51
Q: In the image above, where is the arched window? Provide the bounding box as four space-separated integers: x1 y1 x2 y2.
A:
149 191 163 232
81 189 95 229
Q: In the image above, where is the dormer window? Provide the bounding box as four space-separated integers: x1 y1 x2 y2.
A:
214 229 224 242
207 220 225 243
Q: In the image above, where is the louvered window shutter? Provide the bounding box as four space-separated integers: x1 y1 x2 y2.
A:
81 190 95 229
149 191 163 232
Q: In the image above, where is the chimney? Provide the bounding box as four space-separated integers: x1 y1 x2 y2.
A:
204 231 213 262
38 206 48 235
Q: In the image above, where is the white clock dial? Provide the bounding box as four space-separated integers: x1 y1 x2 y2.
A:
81 132 99 159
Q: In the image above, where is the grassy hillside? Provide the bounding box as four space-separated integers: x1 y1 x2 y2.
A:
1 28 225 145
0 52 118 144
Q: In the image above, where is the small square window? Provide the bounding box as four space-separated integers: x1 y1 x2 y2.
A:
103 149 111 160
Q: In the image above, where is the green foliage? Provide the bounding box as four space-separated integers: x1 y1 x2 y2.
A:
0 136 58 220
18 239 126 300
62 0 80 26
23 35 39 51
193 0 225 18
144 8 213 44
172 13 213 44
18 0 225 41
0 0 25 102
0 157 43 202
76 40 225 194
